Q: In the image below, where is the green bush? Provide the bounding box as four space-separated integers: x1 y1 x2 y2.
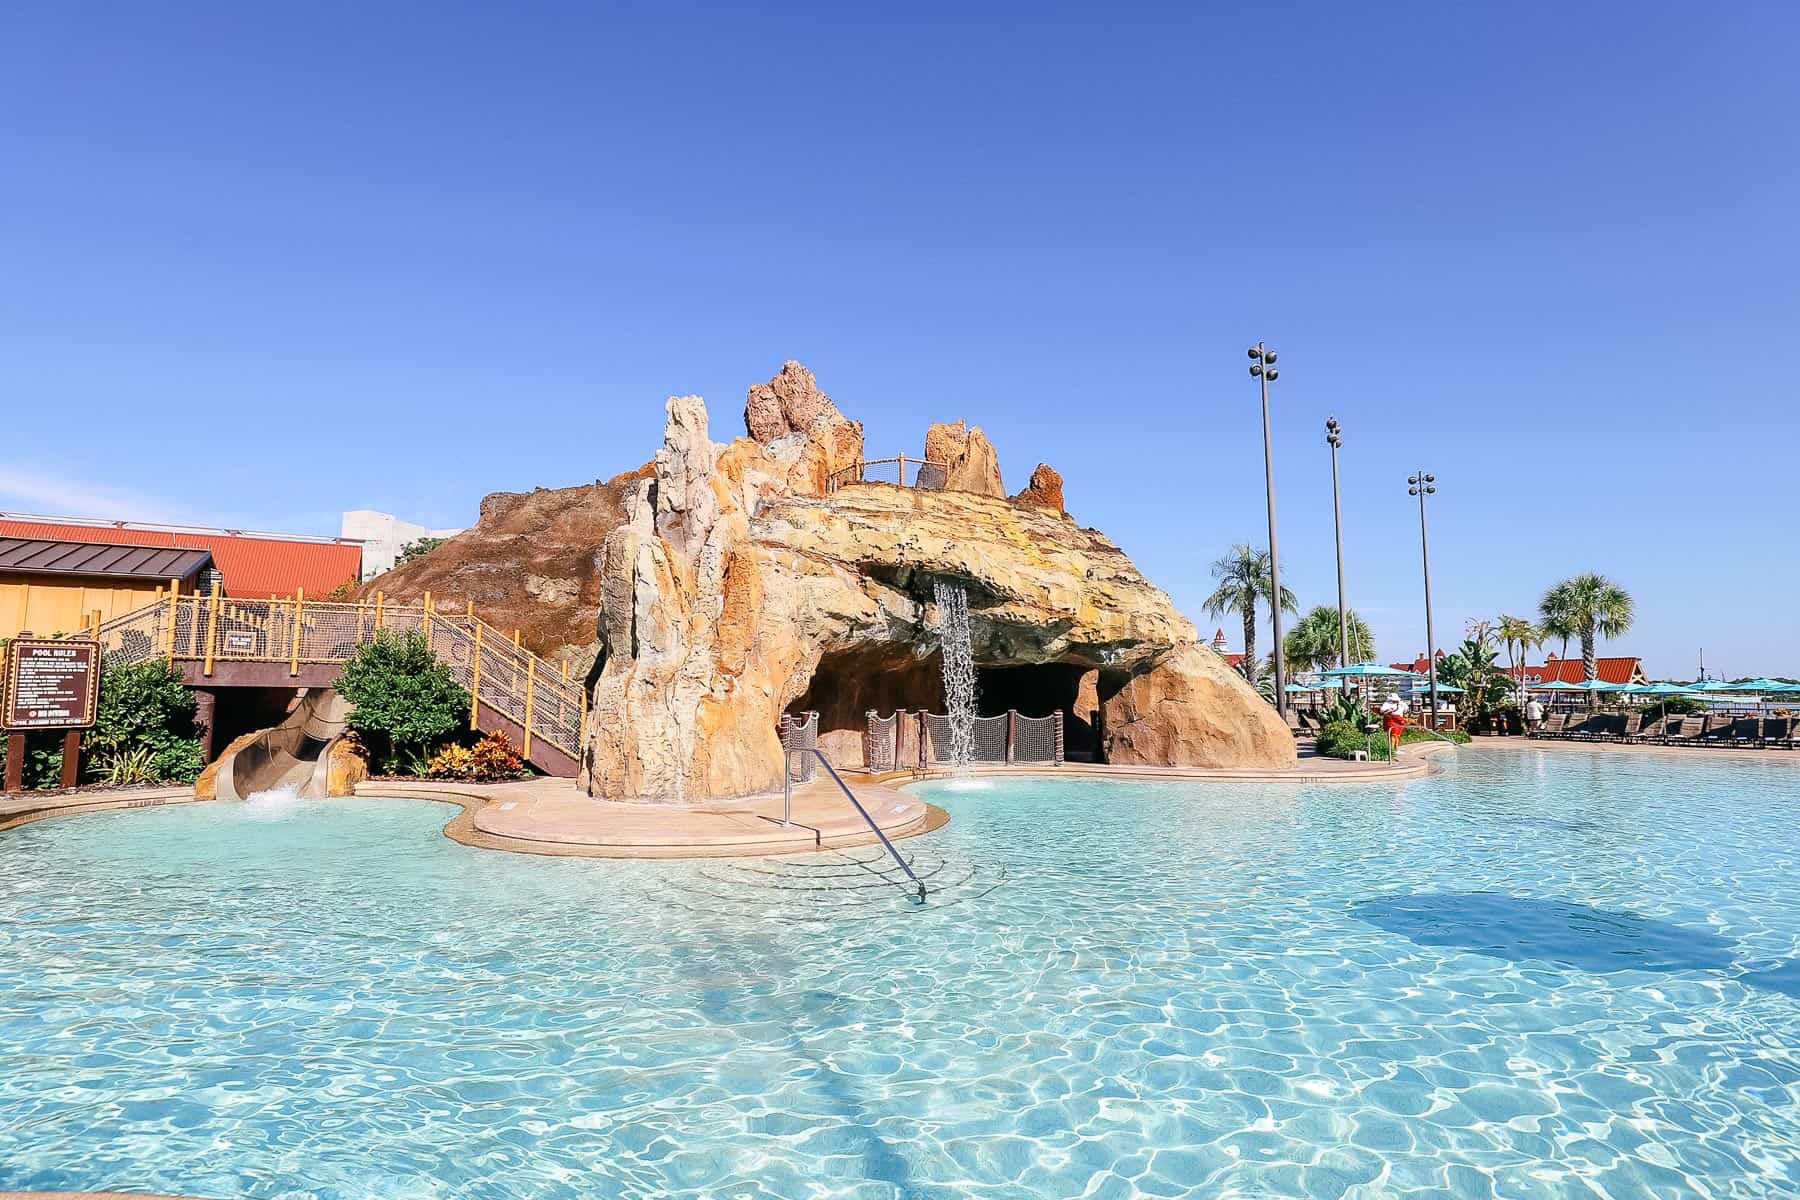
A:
0 733 67 790
1317 719 1389 760
335 630 469 772
1400 726 1470 746
86 659 204 784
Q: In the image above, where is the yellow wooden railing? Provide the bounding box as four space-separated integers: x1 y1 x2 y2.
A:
89 583 586 760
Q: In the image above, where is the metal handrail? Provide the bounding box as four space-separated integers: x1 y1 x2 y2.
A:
784 748 927 903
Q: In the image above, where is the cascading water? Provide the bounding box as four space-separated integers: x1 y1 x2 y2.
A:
934 578 978 774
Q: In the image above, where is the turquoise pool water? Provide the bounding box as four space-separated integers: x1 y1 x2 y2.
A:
2 750 1798 1198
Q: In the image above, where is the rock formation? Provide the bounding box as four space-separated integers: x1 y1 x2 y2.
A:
369 359 1293 799
353 467 651 671
585 388 1293 802
924 421 1006 498
1011 463 1066 513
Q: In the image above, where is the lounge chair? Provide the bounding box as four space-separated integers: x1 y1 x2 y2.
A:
1530 712 1566 740
1728 716 1765 748
1629 714 1664 744
1698 715 1739 748
1567 713 1608 741
1656 715 1703 746
1762 717 1794 749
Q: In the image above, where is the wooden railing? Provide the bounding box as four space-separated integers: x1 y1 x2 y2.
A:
89 587 585 760
825 455 949 493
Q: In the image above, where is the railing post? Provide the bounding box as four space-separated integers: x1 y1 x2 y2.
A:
421 591 433 651
162 578 180 660
865 709 877 773
918 711 928 770
203 580 222 677
1053 710 1064 765
288 587 305 676
469 622 483 732
523 657 536 759
898 452 907 486
1006 709 1017 765
375 590 386 631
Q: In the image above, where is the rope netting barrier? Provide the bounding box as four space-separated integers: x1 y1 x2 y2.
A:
866 711 899 773
1012 713 1060 763
781 711 819 782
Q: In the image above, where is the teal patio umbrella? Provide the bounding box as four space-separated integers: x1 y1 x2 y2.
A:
1727 677 1800 692
1528 680 1584 691
1284 682 1322 694
1684 679 1736 694
1638 681 1693 695
1320 662 1423 678
1566 678 1627 692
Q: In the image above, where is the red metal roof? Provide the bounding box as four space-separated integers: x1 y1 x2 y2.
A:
0 519 360 597
1508 657 1645 685
1389 651 1446 674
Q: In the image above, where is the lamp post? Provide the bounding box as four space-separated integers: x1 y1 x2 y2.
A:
1325 417 1349 685
1408 470 1440 728
1249 342 1286 716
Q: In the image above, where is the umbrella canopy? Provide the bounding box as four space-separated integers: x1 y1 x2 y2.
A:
1320 662 1423 678
1638 681 1694 695
1529 680 1586 691
1683 679 1736 693
1424 683 1466 693
1566 678 1628 692
1283 682 1323 694
1726 677 1800 692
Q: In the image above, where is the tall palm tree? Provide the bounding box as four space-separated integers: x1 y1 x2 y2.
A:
1539 573 1634 705
1203 544 1297 683
1537 581 1576 668
1283 604 1376 673
1496 614 1543 703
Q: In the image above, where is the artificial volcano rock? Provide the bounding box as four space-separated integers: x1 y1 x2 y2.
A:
1011 463 1066 513
584 394 1293 802
354 467 651 670
924 421 1006 497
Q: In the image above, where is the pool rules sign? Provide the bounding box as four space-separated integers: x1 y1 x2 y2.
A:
2 638 100 793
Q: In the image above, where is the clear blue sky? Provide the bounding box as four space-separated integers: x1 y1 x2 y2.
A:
3 3 1796 677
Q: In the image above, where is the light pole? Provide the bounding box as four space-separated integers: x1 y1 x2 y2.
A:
1408 470 1440 728
1325 417 1349 683
1249 343 1286 716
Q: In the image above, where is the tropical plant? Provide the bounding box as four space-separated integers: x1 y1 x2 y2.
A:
90 746 159 787
396 537 446 567
1496 614 1542 704
1316 720 1389 761
1538 573 1634 704
1283 605 1376 673
0 732 66 790
335 630 470 772
1203 544 1296 683
1320 692 1376 731
425 731 528 782
82 659 206 784
1437 632 1505 721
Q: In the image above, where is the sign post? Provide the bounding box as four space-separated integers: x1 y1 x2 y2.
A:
2 638 101 795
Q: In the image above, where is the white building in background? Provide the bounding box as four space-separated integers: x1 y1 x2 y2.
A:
340 510 464 579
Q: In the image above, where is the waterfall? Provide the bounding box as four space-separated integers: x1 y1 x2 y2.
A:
934 578 978 773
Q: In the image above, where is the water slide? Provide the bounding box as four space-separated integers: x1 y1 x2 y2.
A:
213 689 351 801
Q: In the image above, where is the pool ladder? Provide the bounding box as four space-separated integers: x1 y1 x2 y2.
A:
783 748 928 904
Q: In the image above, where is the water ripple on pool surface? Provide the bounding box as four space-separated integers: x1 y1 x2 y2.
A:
1 755 1798 1199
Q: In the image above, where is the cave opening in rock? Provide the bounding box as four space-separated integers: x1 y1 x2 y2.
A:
785 648 1114 766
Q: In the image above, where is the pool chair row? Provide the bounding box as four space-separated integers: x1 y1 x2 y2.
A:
1529 712 1799 749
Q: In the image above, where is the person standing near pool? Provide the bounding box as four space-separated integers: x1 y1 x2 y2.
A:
1525 696 1545 732
1380 692 1409 755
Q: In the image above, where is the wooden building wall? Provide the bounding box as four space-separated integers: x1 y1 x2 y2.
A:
0 573 197 639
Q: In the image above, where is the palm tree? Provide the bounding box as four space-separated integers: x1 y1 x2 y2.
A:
1283 605 1376 673
1496 614 1543 704
1203 544 1297 683
1537 581 1577 668
1539 573 1634 706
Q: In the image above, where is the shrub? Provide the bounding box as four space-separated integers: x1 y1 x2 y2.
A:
335 630 469 772
150 739 206 785
1316 719 1389 760
425 731 527 782
0 732 67 790
1400 727 1470 745
88 659 198 758
91 746 158 787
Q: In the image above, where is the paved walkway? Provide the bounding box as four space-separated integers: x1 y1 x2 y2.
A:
1471 735 1800 764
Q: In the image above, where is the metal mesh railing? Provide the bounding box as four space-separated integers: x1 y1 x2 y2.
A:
914 710 1065 767
83 594 586 761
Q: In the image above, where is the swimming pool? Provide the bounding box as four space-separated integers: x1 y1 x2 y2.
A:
2 750 1797 1198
